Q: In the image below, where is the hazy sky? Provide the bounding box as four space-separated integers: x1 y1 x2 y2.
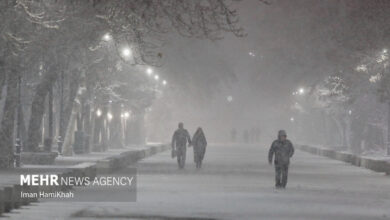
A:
146 0 356 142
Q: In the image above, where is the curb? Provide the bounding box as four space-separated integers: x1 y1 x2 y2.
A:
297 145 390 175
0 144 168 216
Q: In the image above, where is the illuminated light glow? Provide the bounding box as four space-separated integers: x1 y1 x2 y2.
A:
298 87 305 95
369 73 381 83
124 112 130 119
162 80 167 86
290 117 295 122
121 47 132 58
227 96 233 102
146 68 153 76
107 112 113 121
348 110 352 115
96 109 102 117
376 48 389 63
356 64 367 72
102 33 112 41
249 51 255 57
154 75 159 80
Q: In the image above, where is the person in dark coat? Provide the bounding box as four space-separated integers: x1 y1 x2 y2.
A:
171 122 192 169
192 127 207 169
268 130 294 188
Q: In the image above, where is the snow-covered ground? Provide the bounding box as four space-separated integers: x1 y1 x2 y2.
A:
5 143 390 220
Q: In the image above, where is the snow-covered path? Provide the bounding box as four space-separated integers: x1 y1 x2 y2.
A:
6 144 390 220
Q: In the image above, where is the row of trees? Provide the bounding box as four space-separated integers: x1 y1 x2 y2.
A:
0 0 246 168
294 48 389 155
291 1 390 155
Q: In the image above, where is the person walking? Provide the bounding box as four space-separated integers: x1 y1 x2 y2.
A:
171 122 192 169
192 127 207 169
268 130 294 189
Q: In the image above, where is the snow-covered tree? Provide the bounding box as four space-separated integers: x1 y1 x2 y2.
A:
0 0 247 167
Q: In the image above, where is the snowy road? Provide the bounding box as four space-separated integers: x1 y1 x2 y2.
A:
6 144 390 220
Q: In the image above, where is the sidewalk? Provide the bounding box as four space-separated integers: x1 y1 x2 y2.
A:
0 143 169 216
297 144 390 175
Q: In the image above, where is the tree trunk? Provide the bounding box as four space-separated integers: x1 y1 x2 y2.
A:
62 103 79 156
109 102 124 148
101 106 108 151
92 110 103 151
16 75 27 146
0 73 18 168
88 105 95 153
26 70 58 152
46 85 54 151
58 71 65 144
62 85 85 156
59 72 80 142
332 116 344 146
82 100 91 152
321 111 328 146
0 71 5 99
387 102 390 155
130 110 146 145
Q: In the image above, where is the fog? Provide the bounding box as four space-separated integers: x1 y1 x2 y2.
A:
1 1 390 219
145 0 389 152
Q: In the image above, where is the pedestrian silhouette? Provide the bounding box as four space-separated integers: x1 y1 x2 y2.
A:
171 122 192 169
192 127 207 169
268 130 294 189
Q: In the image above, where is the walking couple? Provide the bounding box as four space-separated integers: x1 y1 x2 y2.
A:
171 122 207 169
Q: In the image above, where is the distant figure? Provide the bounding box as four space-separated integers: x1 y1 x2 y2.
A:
192 127 208 169
171 122 192 169
268 130 294 189
231 128 237 143
255 127 261 143
250 127 256 143
243 130 249 143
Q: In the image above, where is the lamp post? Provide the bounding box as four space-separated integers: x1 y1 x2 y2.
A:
102 33 112 42
146 67 153 76
298 87 305 95
107 112 113 121
121 47 132 59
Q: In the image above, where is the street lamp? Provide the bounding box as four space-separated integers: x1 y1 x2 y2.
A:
121 47 132 58
154 74 159 81
121 111 130 119
146 67 153 76
298 87 305 95
107 112 113 121
96 109 102 117
102 33 112 41
162 80 167 86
